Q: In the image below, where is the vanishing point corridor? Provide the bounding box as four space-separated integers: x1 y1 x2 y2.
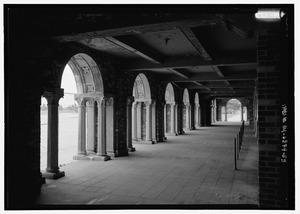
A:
36 122 258 206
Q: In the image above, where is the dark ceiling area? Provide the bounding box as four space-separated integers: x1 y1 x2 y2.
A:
7 5 283 98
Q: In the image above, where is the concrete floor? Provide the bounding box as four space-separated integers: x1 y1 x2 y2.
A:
35 122 258 208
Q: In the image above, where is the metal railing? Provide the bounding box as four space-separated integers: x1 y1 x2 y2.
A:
234 121 245 170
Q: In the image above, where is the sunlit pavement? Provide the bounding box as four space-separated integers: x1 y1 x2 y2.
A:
36 121 258 207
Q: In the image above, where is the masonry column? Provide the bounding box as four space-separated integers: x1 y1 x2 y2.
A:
256 17 292 207
211 101 214 124
145 101 153 143
225 105 228 121
86 99 95 155
185 103 190 130
163 103 167 134
132 101 137 141
73 97 88 161
43 89 65 179
170 103 176 135
151 101 157 143
93 97 110 161
127 97 136 151
194 104 198 127
136 102 142 141
241 105 244 122
175 103 179 134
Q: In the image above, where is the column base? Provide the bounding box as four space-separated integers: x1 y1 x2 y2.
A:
42 171 65 180
92 155 111 161
165 132 177 136
73 155 90 160
128 147 136 152
163 136 167 141
40 176 46 184
86 151 96 156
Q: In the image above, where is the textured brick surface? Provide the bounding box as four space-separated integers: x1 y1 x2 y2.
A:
257 27 291 208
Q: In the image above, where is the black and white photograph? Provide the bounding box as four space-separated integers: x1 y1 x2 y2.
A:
4 3 295 211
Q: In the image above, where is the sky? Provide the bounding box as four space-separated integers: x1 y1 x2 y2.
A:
41 64 77 107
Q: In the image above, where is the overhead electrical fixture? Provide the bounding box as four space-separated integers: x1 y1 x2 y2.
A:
255 8 286 20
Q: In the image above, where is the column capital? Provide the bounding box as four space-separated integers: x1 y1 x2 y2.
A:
86 98 95 107
184 102 190 107
127 96 135 107
43 88 64 105
75 96 86 106
145 101 152 107
104 97 113 106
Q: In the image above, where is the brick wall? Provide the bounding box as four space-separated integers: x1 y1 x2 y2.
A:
257 19 293 208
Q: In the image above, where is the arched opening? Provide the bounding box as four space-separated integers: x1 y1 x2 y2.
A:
164 83 177 136
132 73 155 143
226 99 242 122
183 88 191 131
58 64 78 166
41 53 108 179
194 93 201 128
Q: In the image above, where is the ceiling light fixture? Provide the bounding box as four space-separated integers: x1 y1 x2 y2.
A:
255 8 285 20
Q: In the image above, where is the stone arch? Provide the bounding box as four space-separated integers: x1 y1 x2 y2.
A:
164 83 177 136
132 73 156 143
61 53 104 95
183 88 190 103
132 73 151 101
165 83 175 102
41 52 111 180
182 88 191 131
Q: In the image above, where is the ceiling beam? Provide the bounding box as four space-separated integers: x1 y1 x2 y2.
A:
179 25 212 60
105 36 163 64
188 85 255 89
167 68 192 79
53 17 220 42
179 25 226 77
105 36 194 79
162 73 257 82
122 55 257 71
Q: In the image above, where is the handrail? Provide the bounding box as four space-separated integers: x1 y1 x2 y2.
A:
233 121 245 170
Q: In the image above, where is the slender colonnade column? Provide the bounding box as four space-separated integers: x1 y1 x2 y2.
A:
186 103 191 130
86 99 95 155
225 105 228 121
127 97 136 151
95 97 110 161
132 102 137 141
175 104 178 135
170 103 176 135
194 104 198 128
241 105 244 121
164 104 167 134
145 101 153 143
76 97 87 156
151 101 157 143
136 102 142 141
43 89 65 179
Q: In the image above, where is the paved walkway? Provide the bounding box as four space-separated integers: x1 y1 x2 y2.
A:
35 122 259 208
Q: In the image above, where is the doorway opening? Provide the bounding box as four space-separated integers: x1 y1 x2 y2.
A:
225 99 242 122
